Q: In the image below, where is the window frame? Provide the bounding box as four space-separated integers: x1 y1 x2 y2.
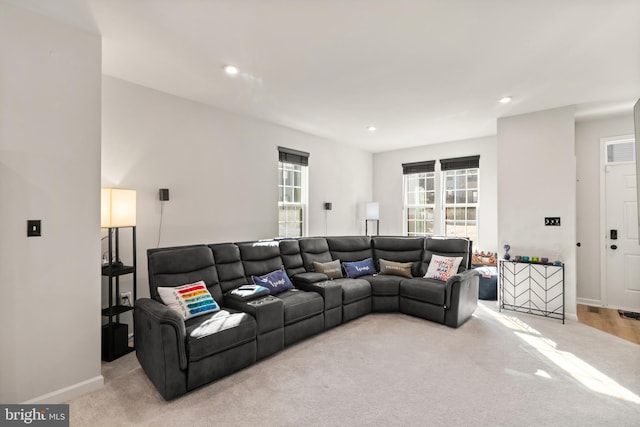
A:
402 156 481 243
604 137 635 165
442 167 479 243
402 160 437 237
278 160 308 238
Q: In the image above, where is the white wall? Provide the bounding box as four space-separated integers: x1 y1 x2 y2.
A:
497 106 577 318
0 2 103 403
372 136 498 252
102 76 372 299
575 114 635 304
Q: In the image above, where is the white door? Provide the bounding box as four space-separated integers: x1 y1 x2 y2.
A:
604 161 640 311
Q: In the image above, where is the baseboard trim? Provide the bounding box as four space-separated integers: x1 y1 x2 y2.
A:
22 375 104 404
600 303 640 313
577 298 602 306
565 302 578 322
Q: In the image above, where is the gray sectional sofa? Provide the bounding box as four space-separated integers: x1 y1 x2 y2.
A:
135 235 479 399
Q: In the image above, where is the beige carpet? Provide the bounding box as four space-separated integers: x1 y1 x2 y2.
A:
69 302 640 426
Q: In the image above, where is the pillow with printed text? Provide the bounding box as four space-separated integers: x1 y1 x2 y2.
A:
313 259 343 279
379 259 413 279
252 269 294 295
424 255 463 281
342 258 376 279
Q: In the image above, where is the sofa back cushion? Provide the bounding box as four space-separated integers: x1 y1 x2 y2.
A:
147 245 222 303
299 237 332 271
238 241 285 279
421 237 471 277
209 243 247 293
279 239 306 277
326 236 373 263
372 236 424 277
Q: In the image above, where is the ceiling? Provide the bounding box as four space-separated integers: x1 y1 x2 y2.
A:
9 0 640 152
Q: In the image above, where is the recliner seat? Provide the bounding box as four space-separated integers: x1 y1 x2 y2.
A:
138 245 258 399
369 236 425 311
236 241 325 347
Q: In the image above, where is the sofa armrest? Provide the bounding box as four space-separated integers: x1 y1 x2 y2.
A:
292 272 329 285
444 269 478 307
444 269 480 328
294 280 342 311
224 286 271 304
224 296 284 334
134 298 189 399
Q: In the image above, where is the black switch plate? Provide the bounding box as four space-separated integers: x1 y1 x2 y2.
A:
159 188 170 201
545 217 561 226
27 220 41 237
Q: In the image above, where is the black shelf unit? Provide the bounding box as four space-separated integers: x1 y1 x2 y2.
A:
102 226 137 361
499 259 564 323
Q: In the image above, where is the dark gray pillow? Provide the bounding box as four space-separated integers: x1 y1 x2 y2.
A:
313 259 343 279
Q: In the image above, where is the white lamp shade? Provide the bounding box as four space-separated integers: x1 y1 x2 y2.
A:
366 202 379 220
101 188 136 227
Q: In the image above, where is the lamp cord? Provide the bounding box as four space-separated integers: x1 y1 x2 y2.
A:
157 201 164 248
325 209 328 235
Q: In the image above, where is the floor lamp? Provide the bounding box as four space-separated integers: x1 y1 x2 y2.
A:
365 202 379 236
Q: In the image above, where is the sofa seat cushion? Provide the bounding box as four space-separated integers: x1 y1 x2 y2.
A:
186 309 257 362
276 289 324 326
333 278 371 304
400 278 446 306
365 275 402 296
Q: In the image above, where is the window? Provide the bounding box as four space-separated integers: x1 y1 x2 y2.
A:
402 156 481 243
605 138 635 164
441 156 480 243
403 161 435 236
278 147 309 238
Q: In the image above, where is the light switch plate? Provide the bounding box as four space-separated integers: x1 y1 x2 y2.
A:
545 217 561 226
27 220 41 237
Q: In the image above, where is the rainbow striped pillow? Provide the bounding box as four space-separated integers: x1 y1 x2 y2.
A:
157 280 220 320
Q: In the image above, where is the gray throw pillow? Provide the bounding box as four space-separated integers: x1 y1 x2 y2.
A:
379 259 413 279
313 259 343 279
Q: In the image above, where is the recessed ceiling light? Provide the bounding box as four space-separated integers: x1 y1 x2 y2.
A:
499 96 512 104
224 65 239 76
367 126 377 132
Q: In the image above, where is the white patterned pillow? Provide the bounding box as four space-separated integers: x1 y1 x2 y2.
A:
424 255 463 281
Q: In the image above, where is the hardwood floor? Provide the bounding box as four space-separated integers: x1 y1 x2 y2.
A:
577 304 640 345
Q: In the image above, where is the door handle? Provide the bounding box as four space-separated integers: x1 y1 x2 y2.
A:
611 245 618 250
